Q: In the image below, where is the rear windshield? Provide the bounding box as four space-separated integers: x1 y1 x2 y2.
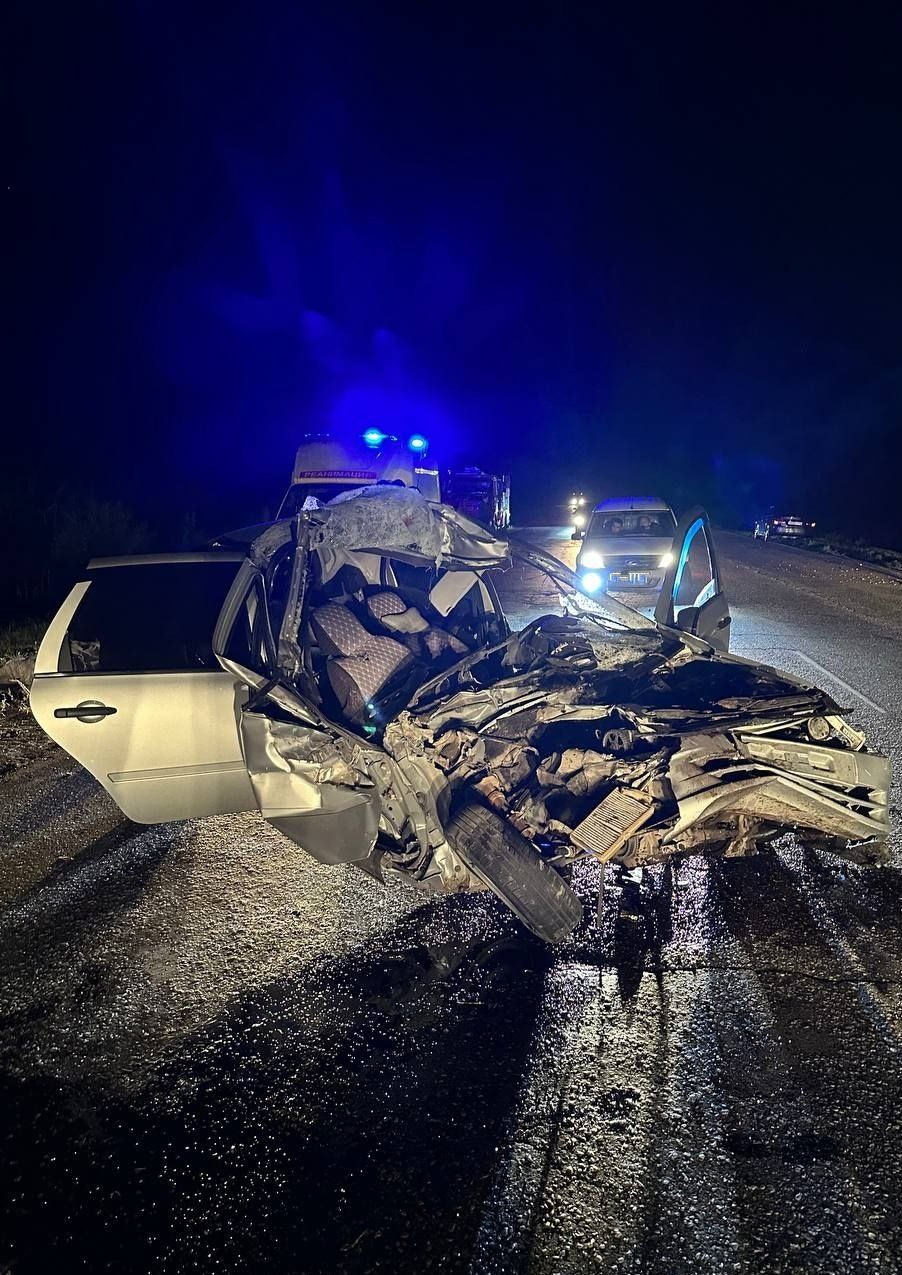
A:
64 561 240 673
587 510 676 538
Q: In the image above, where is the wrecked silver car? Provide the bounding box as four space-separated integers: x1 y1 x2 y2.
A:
30 488 891 943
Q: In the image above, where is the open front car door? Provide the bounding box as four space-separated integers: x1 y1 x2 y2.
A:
654 507 731 651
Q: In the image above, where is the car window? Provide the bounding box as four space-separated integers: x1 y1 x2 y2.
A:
587 510 676 537
221 578 272 672
62 561 240 673
674 519 717 609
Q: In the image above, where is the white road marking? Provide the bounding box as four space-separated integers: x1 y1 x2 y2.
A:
793 651 887 715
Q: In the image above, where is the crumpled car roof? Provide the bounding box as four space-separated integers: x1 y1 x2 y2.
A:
308 484 512 570
239 485 651 637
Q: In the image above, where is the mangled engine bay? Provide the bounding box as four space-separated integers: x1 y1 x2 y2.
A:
384 616 889 876
232 487 890 942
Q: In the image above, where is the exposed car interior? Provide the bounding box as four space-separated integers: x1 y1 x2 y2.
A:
586 510 677 537
296 553 508 734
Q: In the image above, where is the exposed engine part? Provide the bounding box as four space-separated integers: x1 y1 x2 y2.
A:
723 814 764 856
601 726 636 754
617 828 667 869
382 838 483 895
826 714 867 751
807 714 832 742
570 786 657 860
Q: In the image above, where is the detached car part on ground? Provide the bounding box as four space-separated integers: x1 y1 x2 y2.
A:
31 490 890 944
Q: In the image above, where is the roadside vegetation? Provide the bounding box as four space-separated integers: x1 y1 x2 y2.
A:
0 480 230 639
0 619 47 663
0 483 154 630
803 535 902 574
744 527 902 575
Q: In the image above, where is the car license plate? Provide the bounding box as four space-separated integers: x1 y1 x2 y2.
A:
628 572 649 585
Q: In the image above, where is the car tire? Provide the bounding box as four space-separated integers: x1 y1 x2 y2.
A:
444 803 583 944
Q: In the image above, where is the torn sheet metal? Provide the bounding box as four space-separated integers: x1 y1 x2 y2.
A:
202 488 893 940
666 732 890 843
308 485 444 561
570 787 657 859
239 712 381 865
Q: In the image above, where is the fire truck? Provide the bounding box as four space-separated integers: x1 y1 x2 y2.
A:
278 430 441 518
444 467 511 530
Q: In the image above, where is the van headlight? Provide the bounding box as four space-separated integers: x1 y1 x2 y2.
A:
579 550 604 568
659 551 674 568
581 572 603 594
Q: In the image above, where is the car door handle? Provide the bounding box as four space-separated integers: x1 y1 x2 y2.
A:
54 703 117 719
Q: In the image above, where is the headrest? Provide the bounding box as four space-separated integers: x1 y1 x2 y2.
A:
309 603 372 658
367 592 407 620
366 591 430 635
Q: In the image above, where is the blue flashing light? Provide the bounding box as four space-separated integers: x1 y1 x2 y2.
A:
407 433 429 453
581 571 603 594
363 428 386 448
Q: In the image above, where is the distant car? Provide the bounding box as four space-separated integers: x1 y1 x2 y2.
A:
567 491 590 539
576 496 677 591
754 513 816 542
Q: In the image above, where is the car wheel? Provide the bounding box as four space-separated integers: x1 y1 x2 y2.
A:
444 802 582 944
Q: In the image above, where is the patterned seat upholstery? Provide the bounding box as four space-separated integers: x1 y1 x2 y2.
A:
366 591 469 660
309 603 412 724
366 592 407 622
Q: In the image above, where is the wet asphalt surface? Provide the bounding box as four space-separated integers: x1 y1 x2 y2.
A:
2 529 902 1274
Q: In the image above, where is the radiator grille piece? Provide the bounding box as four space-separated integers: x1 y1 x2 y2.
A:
571 787 656 860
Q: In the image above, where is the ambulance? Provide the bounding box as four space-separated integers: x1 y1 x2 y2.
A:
278 430 441 518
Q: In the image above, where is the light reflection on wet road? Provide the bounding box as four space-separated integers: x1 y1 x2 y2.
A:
1 528 901 1274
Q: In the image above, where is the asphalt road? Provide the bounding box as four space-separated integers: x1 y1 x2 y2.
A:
2 529 901 1275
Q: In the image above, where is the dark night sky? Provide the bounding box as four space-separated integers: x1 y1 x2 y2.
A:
8 3 902 542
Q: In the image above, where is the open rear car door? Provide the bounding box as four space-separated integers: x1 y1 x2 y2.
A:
210 546 386 869
654 508 731 651
30 555 258 823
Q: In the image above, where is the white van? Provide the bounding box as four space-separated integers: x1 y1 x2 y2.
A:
576 496 677 590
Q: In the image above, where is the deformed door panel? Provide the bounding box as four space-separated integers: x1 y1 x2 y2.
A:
238 710 381 865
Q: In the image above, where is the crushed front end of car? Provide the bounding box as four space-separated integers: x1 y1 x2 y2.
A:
217 487 890 944
390 616 889 869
